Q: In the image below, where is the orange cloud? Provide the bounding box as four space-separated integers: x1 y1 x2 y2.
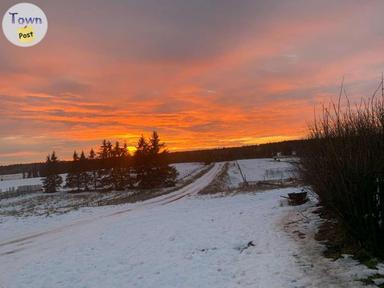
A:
0 1 383 163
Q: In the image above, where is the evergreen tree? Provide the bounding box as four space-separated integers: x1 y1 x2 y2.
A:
79 151 90 191
97 140 113 190
65 151 81 192
148 131 177 187
88 148 98 191
149 131 164 155
42 151 63 193
122 142 133 188
98 140 110 159
134 132 177 188
134 135 150 187
109 141 131 190
106 141 113 158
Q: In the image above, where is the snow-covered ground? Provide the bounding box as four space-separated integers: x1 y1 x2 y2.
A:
225 158 296 189
171 162 205 180
0 176 43 192
0 159 379 287
237 158 296 181
0 163 210 217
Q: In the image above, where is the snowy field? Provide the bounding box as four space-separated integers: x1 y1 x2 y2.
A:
0 159 380 287
237 158 296 181
171 162 205 180
0 176 43 192
225 158 296 189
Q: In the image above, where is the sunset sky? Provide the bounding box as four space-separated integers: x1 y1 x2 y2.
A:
1 0 384 164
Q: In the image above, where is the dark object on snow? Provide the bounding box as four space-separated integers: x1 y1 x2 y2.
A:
287 192 308 205
239 241 255 253
247 241 255 247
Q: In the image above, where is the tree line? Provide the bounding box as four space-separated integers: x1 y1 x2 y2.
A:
42 132 178 193
168 140 302 164
0 139 304 177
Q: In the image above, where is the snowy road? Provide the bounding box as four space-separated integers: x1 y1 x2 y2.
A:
0 161 374 288
0 163 223 253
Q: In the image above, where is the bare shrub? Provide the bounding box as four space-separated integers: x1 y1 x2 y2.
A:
299 82 384 256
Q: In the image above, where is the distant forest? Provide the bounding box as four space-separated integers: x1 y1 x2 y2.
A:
0 139 305 177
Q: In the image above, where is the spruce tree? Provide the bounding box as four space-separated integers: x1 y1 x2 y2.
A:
134 136 150 187
97 140 113 190
122 142 133 188
65 151 81 192
88 148 98 191
148 131 177 187
134 132 177 188
42 151 63 193
79 151 90 191
109 141 131 190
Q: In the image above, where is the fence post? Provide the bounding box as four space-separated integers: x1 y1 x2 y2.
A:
236 161 247 186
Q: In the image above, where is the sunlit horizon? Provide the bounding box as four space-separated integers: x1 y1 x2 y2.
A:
1 0 384 165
